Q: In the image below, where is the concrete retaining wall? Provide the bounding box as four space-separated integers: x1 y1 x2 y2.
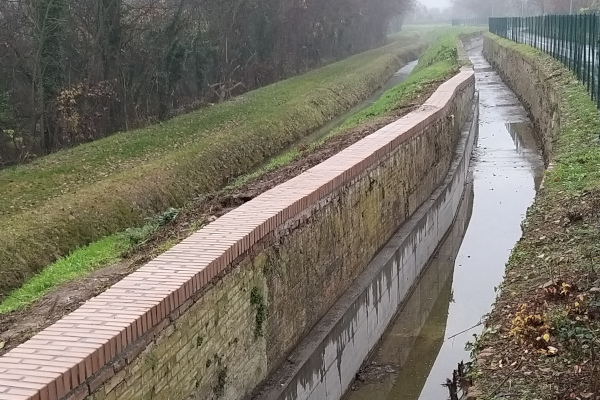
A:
483 34 559 163
0 70 475 400
255 85 479 400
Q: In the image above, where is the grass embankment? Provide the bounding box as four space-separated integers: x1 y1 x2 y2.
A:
0 28 472 314
470 35 600 399
0 38 426 299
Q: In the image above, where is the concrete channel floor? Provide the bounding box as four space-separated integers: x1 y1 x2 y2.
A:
344 41 544 400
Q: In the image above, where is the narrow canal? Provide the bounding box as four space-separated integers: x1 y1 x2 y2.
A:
345 38 544 400
253 60 419 173
301 60 419 147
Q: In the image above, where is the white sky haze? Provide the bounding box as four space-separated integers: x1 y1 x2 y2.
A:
418 0 451 9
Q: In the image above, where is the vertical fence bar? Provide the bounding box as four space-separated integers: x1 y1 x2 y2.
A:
532 16 535 47
557 15 562 64
565 16 573 69
552 15 559 58
536 16 540 49
562 16 570 68
577 15 581 83
597 14 600 109
580 14 584 82
533 16 536 49
544 15 552 54
520 17 522 43
592 15 597 103
586 15 590 92
543 15 547 53
588 15 592 94
563 15 567 65
573 15 577 75
572 14 576 74
531 17 534 47
570 15 575 72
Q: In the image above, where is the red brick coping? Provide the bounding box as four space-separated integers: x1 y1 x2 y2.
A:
0 69 474 400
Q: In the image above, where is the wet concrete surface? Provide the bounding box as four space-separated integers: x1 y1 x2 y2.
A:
345 40 544 400
344 181 474 400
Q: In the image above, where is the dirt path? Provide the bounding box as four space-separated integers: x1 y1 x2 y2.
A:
0 80 444 357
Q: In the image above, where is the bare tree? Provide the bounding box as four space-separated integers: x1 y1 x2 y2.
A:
0 0 414 164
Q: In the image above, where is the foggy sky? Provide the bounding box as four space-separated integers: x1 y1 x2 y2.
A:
419 0 451 9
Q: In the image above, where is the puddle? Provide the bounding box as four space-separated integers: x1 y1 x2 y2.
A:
345 39 544 400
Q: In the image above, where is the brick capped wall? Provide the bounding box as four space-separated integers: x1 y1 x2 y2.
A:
0 69 474 400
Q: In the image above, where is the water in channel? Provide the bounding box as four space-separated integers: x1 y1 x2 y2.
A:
252 60 419 174
298 60 419 148
345 39 544 400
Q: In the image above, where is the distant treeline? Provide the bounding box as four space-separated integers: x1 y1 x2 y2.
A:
0 0 412 165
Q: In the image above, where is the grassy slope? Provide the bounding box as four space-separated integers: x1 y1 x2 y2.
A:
340 31 466 129
0 39 426 299
0 27 473 313
472 35 600 399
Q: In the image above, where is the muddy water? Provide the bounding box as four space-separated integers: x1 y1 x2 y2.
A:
345 40 544 400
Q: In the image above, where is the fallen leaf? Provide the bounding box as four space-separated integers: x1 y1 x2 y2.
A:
543 333 550 342
581 393 594 399
0 341 4 349
547 346 558 356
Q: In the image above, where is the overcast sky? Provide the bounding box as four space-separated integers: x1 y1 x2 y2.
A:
419 0 451 9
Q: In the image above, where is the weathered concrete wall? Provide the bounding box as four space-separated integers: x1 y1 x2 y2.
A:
254 89 479 400
483 34 559 163
0 71 474 400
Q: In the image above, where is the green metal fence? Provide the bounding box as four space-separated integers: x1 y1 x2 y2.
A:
490 15 600 108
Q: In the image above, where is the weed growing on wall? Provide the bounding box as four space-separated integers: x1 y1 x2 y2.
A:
250 287 268 338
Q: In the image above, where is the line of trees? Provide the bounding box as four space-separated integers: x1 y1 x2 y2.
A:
0 0 413 165
450 0 600 18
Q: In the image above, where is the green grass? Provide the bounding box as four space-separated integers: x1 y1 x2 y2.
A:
0 37 426 299
330 28 470 134
0 236 128 313
0 208 178 313
393 25 485 45
226 149 300 189
547 82 600 192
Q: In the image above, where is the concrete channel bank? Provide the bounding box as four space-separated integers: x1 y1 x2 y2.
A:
0 73 476 400
482 33 558 163
256 84 478 400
